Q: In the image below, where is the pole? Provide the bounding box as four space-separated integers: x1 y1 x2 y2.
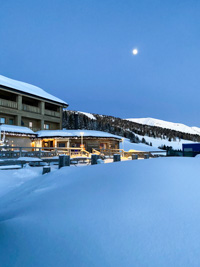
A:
0 123 2 142
80 132 84 150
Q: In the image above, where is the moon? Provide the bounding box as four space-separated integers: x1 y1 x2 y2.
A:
132 48 138 55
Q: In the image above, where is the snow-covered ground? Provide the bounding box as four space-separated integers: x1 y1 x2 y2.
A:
136 134 195 150
120 138 163 152
127 117 200 136
119 135 193 151
1 157 200 266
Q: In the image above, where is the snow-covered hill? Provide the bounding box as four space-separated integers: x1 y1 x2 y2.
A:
127 117 200 136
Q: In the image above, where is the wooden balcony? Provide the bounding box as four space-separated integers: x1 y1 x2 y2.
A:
45 109 60 118
0 98 17 109
22 104 40 114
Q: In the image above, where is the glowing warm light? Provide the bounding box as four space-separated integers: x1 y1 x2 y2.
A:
132 48 138 55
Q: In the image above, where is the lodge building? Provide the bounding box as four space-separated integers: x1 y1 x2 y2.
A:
0 75 122 151
0 75 68 131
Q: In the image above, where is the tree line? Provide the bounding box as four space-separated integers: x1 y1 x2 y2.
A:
63 111 200 147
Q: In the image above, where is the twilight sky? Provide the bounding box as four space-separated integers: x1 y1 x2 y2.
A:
0 0 200 126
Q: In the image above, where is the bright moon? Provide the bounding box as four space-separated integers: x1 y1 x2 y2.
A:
132 49 138 55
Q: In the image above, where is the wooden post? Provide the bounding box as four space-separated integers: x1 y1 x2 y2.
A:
113 154 121 162
19 147 22 157
42 166 51 175
59 155 70 169
131 154 138 160
91 154 99 165
39 148 41 158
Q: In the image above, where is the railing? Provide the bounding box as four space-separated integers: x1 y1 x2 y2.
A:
0 98 17 109
0 146 91 159
92 149 101 155
22 104 40 113
98 148 166 159
45 109 60 117
99 148 125 157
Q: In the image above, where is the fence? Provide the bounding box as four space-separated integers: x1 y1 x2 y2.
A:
0 146 90 159
93 148 166 159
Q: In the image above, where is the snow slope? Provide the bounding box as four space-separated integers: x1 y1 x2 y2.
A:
120 138 164 152
127 117 200 135
0 74 67 105
78 111 97 120
135 133 195 150
1 158 200 266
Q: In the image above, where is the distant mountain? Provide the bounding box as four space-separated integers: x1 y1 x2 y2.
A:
127 118 200 136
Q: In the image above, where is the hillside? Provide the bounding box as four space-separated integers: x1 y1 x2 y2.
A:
63 111 200 149
127 117 200 136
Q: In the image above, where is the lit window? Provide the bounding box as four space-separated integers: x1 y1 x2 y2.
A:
44 124 50 130
29 122 33 128
0 118 5 124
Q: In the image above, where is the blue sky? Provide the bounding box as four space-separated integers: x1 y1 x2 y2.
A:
0 0 200 126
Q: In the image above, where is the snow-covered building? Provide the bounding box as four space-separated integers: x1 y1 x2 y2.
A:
34 130 122 151
0 124 36 147
0 75 68 131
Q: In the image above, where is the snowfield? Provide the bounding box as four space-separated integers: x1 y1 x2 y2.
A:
1 158 200 266
135 133 196 150
127 117 200 136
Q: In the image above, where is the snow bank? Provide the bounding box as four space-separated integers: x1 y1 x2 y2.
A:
1 158 200 266
120 138 163 152
0 74 67 105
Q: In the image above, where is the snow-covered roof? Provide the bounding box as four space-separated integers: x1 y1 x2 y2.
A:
36 130 122 139
0 75 68 106
0 124 35 135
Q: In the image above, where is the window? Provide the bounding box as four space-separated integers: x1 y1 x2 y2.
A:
0 118 5 124
44 124 50 130
9 119 14 125
29 122 33 128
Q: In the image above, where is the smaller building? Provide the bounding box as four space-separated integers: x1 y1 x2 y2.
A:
0 124 36 147
34 130 122 152
182 143 200 157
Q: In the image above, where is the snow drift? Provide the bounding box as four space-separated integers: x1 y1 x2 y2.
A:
1 158 200 266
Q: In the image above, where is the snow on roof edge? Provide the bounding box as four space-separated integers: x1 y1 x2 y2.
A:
36 130 122 139
0 74 68 106
0 124 36 135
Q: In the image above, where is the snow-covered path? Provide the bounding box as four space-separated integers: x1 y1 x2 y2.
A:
1 158 200 266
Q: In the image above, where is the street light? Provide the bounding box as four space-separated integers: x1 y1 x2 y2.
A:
80 132 84 150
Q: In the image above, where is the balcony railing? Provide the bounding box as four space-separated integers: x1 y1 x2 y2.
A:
45 109 60 117
0 98 17 109
22 104 40 113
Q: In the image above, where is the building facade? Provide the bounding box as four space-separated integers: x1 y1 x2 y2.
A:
0 75 68 131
